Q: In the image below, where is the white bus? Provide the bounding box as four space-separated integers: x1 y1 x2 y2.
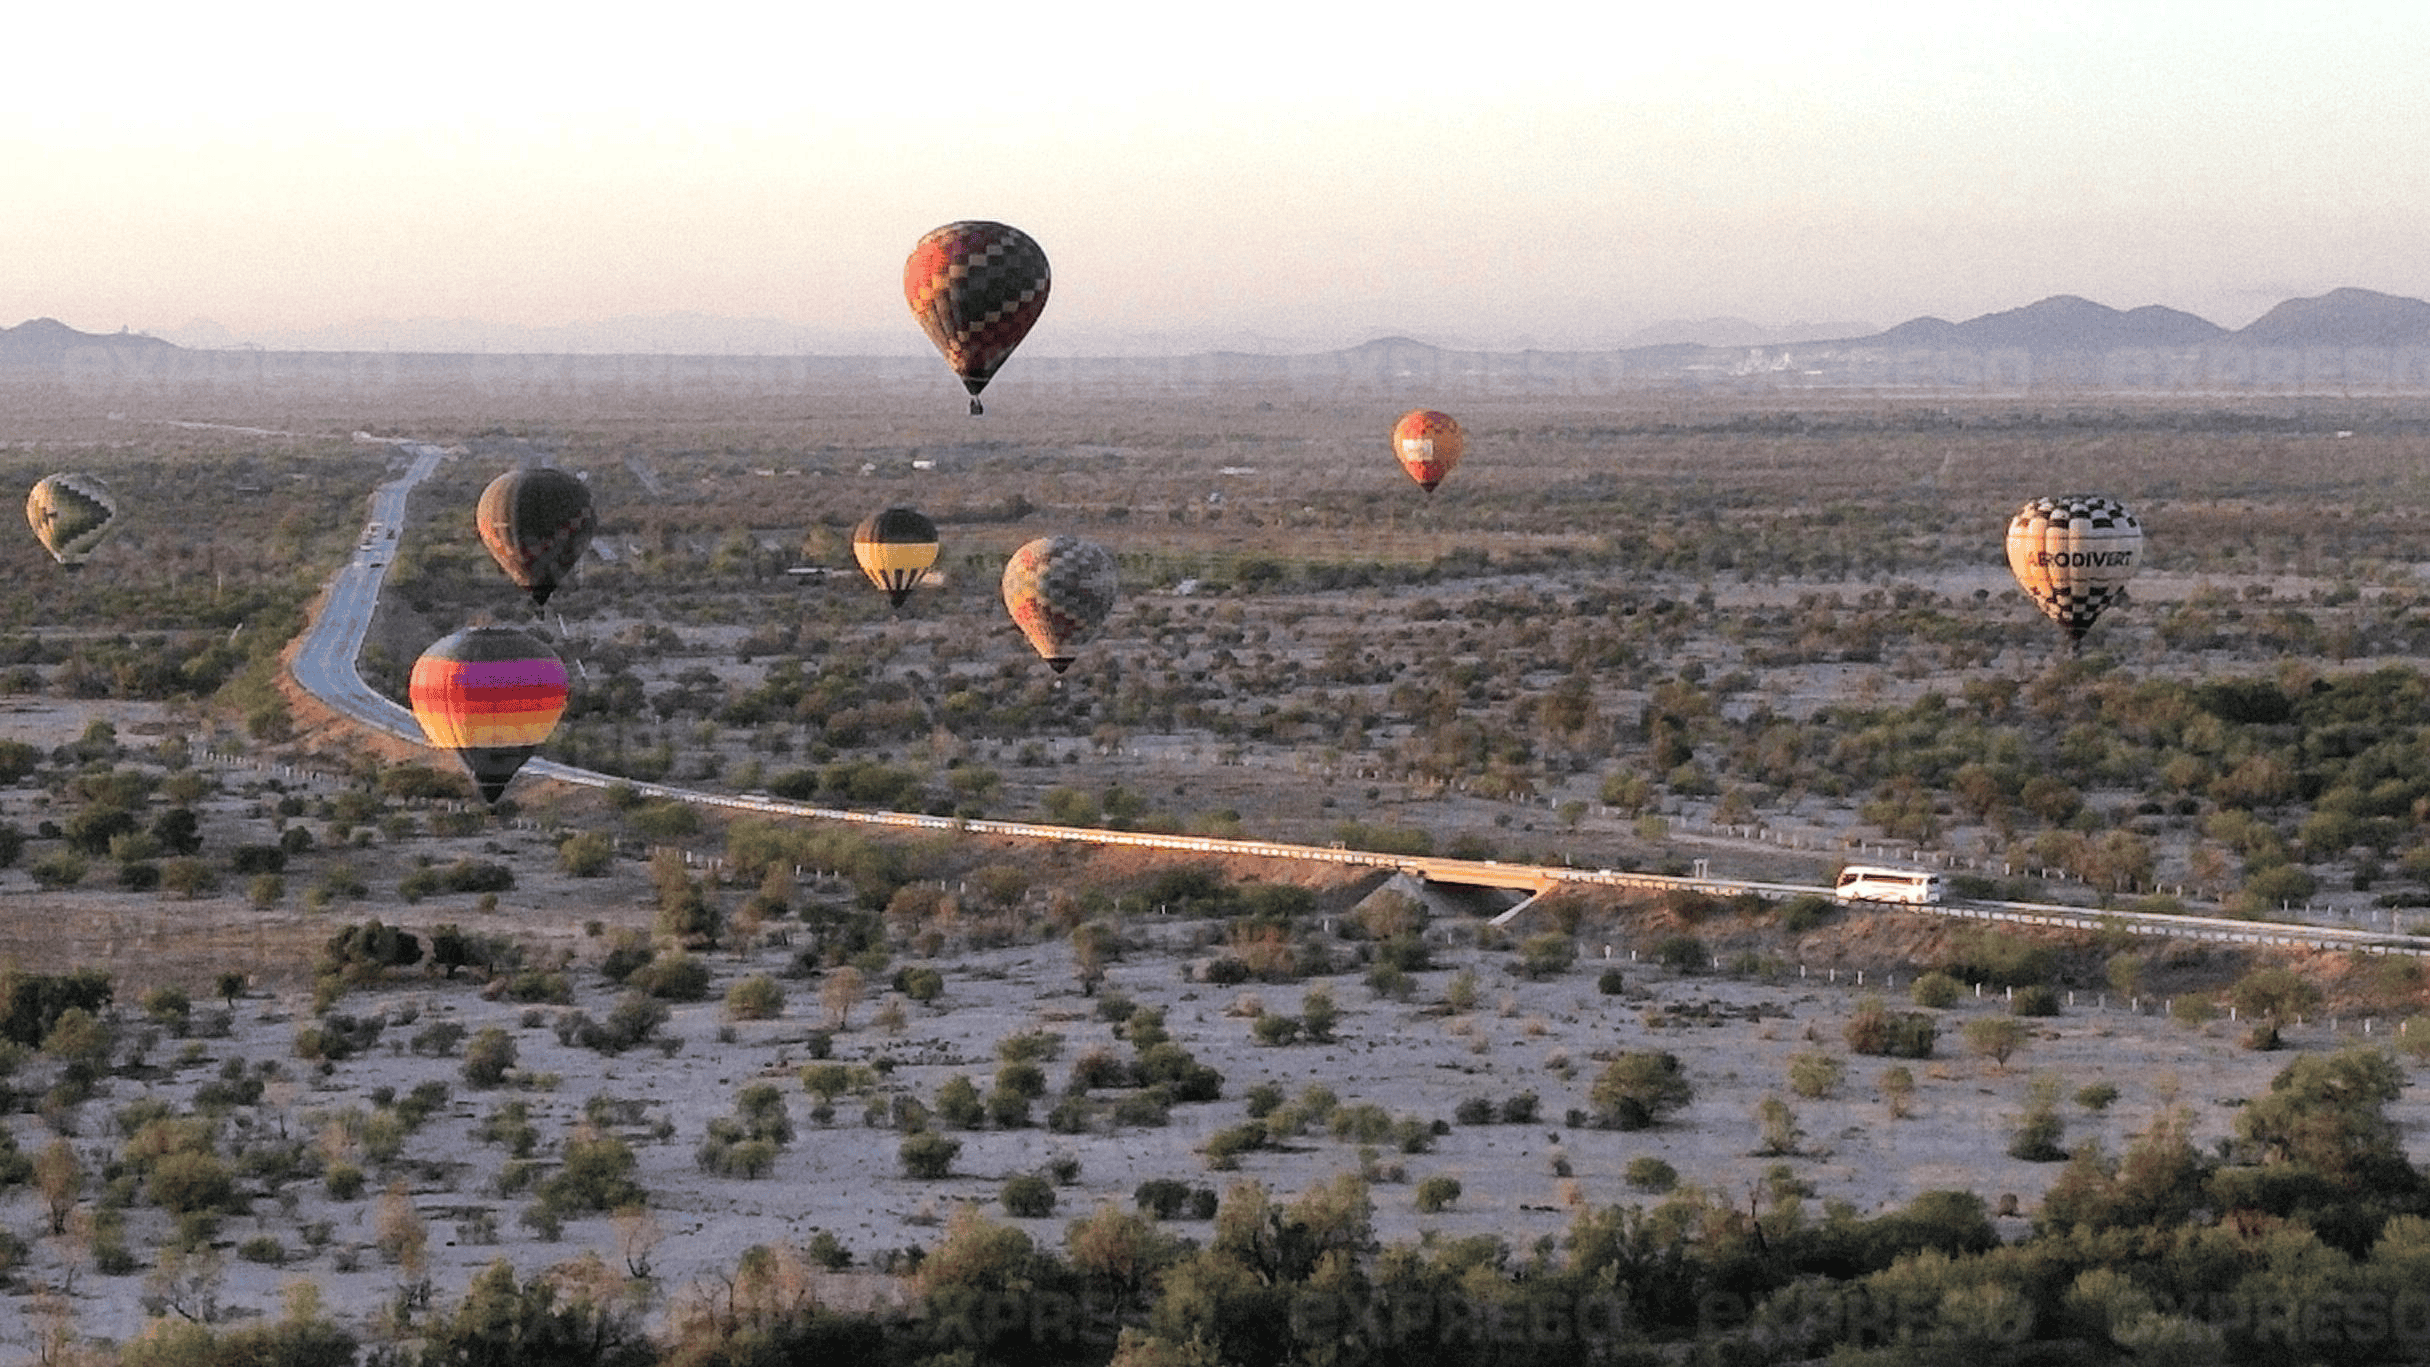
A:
1834 865 1946 906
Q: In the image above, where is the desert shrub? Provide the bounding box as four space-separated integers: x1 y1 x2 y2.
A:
893 966 945 1002
2008 1076 2067 1161
1596 968 1626 995
1252 1014 1302 1046
1454 1097 1494 1126
538 1130 645 1214
1755 1094 1803 1156
1135 1178 1211 1219
936 1077 985 1129
1778 894 1834 934
293 1013 384 1063
1201 1121 1267 1170
1067 1046 1132 1094
2076 1082 2120 1111
899 1130 959 1179
554 993 669 1056
1653 935 1708 973
628 953 712 1001
1880 1066 1918 1118
1516 934 1575 980
985 1087 1032 1130
236 1234 285 1265
1845 995 1938 1058
1589 1051 1692 1129
462 1028 517 1088
1910 971 1964 1008
724 974 785 1022
229 844 287 876
559 831 615 877
1963 1017 2028 1070
1624 1156 1678 1192
1788 1050 1845 1099
1939 930 2055 988
1000 1174 1056 1218
1414 1175 1462 1212
2011 984 2062 1017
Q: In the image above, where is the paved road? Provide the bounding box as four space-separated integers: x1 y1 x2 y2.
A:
281 444 2430 960
286 442 440 745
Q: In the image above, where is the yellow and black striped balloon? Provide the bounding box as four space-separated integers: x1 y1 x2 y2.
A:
26 472 120 568
852 507 940 609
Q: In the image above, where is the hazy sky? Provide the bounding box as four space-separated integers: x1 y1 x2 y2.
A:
8 2 2428 352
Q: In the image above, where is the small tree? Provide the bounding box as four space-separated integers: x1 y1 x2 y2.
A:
1589 1051 1692 1130
821 965 865 1030
34 1138 81 1235
1963 1017 2028 1072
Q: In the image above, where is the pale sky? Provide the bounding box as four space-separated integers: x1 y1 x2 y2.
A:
6 1 2427 352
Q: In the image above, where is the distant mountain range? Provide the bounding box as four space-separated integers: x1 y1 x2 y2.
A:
15 288 2430 394
0 317 178 362
1855 288 2430 351
9 287 2428 360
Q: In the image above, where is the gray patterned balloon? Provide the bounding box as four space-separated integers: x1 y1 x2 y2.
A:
2005 494 2142 644
1002 535 1116 674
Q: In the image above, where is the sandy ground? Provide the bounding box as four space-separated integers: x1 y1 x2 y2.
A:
3 884 2420 1352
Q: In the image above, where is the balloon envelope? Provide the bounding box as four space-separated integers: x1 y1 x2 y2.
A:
476 468 597 606
1391 410 1466 493
1002 535 1116 674
853 507 940 609
904 221 1050 414
2005 494 2143 643
410 626 569 804
26 472 120 567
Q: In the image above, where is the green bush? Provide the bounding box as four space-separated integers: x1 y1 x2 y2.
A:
462 1028 517 1088
2011 984 2062 1017
628 953 712 1001
1624 1156 1677 1192
1000 1173 1056 1218
899 1130 960 1179
723 974 785 1022
1414 1175 1462 1212
1911 971 1964 1009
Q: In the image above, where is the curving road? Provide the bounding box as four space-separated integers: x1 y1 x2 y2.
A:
286 444 2430 960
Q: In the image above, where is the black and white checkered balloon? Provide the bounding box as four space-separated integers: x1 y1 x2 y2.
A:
2005 494 2142 643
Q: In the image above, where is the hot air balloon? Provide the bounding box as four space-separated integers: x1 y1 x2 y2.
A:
26 472 120 567
1002 535 1116 674
853 507 940 609
410 627 569 805
1391 410 1465 493
905 221 1050 415
476 467 597 606
2005 494 2143 646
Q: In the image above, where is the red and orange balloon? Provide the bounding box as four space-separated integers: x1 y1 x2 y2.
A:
1391 409 1466 493
905 221 1050 415
410 627 569 805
